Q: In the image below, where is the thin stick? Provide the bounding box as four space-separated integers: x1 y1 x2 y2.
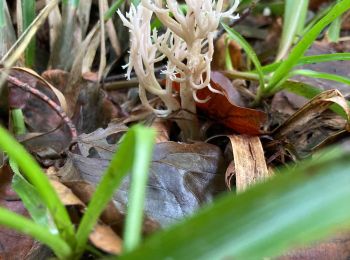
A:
6 75 77 141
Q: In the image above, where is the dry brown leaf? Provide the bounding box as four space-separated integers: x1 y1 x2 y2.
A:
273 89 350 139
228 135 270 192
89 224 122 255
49 180 84 206
151 119 171 143
212 33 242 71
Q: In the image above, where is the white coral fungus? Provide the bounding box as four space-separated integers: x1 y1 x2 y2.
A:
118 0 239 117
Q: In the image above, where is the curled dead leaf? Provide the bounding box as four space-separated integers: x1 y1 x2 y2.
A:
273 89 350 140
89 224 122 255
228 135 271 192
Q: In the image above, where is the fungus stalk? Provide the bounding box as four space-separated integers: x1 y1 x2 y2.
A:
118 0 239 139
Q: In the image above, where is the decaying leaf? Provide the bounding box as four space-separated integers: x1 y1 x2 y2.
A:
89 224 122 255
151 119 171 143
49 179 84 207
77 122 128 159
273 89 350 140
227 135 270 192
196 72 267 135
66 140 227 227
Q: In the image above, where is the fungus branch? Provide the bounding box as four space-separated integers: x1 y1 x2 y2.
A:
118 0 239 139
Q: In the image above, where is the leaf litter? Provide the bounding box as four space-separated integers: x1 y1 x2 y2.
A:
2 1 350 258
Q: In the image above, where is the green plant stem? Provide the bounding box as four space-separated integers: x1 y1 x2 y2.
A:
0 126 75 243
265 0 350 96
224 38 234 71
62 0 80 7
222 23 266 103
10 108 26 135
259 53 350 74
75 125 155 258
120 147 350 260
123 129 155 253
276 0 309 61
104 0 125 21
328 0 342 42
0 207 71 259
21 0 35 67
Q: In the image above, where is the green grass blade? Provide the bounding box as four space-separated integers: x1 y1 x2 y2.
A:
104 0 125 20
62 0 80 8
131 0 141 6
0 126 75 242
282 80 348 118
11 161 52 229
222 23 265 97
328 0 342 42
9 109 52 229
1 0 60 67
123 126 155 253
75 125 155 257
276 0 309 61
265 0 350 95
120 147 350 260
260 53 350 74
21 0 36 67
0 207 71 259
289 69 350 87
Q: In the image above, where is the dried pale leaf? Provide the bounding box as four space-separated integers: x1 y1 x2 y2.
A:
98 0 107 81
229 135 270 192
0 1 17 59
151 119 170 143
81 29 101 75
77 0 92 37
46 0 61 52
49 180 84 206
225 160 235 190
70 23 99 81
89 224 122 254
102 0 121 57
77 122 128 159
49 2 82 70
274 89 350 139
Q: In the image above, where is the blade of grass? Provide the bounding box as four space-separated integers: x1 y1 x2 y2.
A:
289 69 350 87
282 80 348 118
259 53 350 74
10 160 53 229
0 126 75 243
120 146 350 260
0 0 60 95
276 0 309 61
0 207 71 259
123 126 155 253
74 125 155 257
104 0 125 21
265 0 350 96
21 0 36 67
1 0 60 67
63 0 80 8
222 23 265 100
328 0 342 42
